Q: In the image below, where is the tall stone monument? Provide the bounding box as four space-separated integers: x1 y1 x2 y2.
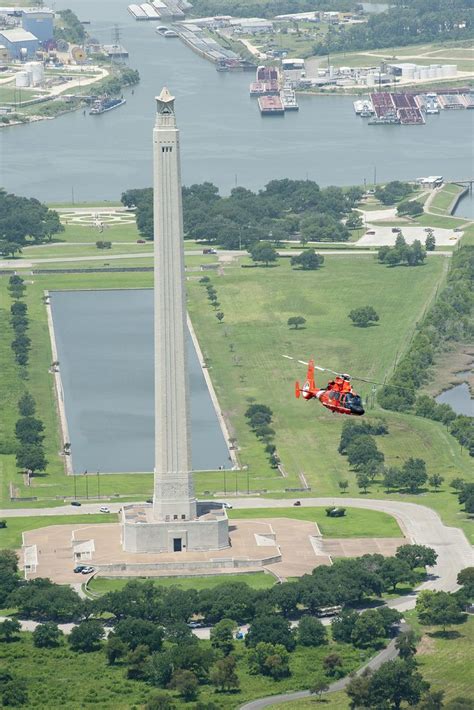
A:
122 90 229 554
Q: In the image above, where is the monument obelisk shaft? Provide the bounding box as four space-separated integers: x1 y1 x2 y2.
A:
153 88 197 522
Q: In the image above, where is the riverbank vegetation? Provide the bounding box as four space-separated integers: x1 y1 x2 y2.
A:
378 245 474 456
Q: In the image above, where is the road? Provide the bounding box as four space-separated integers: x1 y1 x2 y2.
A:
240 628 407 710
0 248 452 270
2 496 472 605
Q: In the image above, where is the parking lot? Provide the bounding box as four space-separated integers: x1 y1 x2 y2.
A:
357 225 462 247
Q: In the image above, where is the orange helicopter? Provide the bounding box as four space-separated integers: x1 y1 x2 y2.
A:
283 356 365 416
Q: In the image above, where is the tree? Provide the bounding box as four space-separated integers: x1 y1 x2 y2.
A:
126 644 151 680
68 619 104 652
331 610 359 643
145 692 176 710
0 619 21 642
249 241 278 266
400 457 428 493
397 200 423 217
416 590 465 631
457 567 474 598
15 444 47 474
210 655 240 692
248 642 290 680
323 653 343 677
367 659 429 709
105 634 128 664
450 478 466 492
347 434 384 470
2 679 28 707
290 249 324 270
395 630 417 660
310 680 329 700
356 472 371 493
380 557 414 592
383 466 402 492
348 306 380 328
246 615 295 651
396 544 438 570
169 670 199 701
346 669 372 708
33 622 63 648
429 474 444 491
351 610 385 648
114 617 164 651
458 483 474 514
216 311 224 323
15 417 44 445
425 232 436 251
297 616 327 647
210 618 236 656
338 480 349 493
287 316 306 330
17 392 35 417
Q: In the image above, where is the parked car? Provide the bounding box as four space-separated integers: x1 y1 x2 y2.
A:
99 506 110 513
293 500 301 507
454 227 462 232
71 501 81 507
222 502 233 509
74 565 86 573
81 566 95 575
202 248 217 254
137 239 146 243
391 227 401 233
187 621 203 629
366 230 375 235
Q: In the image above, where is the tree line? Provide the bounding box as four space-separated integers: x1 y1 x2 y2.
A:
312 0 473 56
378 245 474 456
0 190 64 257
378 234 427 267
121 180 364 248
9 278 31 368
0 548 472 708
15 392 48 477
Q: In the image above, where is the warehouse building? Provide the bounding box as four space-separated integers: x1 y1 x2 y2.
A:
21 8 54 44
0 28 39 58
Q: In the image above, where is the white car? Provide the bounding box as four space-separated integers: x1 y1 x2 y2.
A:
222 502 233 510
99 506 110 513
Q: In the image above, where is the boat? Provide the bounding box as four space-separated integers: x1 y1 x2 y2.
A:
280 87 299 111
368 110 400 125
155 25 178 36
258 95 284 116
89 97 126 115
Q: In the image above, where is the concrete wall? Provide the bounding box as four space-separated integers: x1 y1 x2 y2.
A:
95 553 282 574
122 516 229 553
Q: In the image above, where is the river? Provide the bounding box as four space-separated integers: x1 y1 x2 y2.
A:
50 289 231 474
0 0 473 201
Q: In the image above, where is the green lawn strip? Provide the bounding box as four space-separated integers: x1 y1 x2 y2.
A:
0 514 117 549
50 221 140 244
47 201 122 209
88 571 275 596
415 213 469 228
227 507 402 538
267 692 350 709
0 632 372 709
405 611 474 702
21 243 154 259
429 184 466 214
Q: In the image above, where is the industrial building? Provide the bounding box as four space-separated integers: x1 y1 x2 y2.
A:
0 28 39 59
21 8 54 44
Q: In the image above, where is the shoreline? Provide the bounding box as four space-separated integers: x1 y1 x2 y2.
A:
187 312 239 470
44 290 73 476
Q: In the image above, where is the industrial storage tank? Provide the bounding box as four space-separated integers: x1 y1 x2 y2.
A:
15 70 30 87
442 64 457 77
24 61 44 85
366 73 376 87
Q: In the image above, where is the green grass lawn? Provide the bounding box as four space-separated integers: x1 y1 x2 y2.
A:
0 514 117 549
21 243 154 259
228 507 402 538
268 692 350 709
429 184 466 215
88 571 275 596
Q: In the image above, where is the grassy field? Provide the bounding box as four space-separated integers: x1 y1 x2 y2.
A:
428 184 466 215
0 252 472 539
0 514 118 549
227 507 402 538
88 571 275 595
268 693 349 709
0 632 373 709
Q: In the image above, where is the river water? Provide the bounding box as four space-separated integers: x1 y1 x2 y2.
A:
50 289 231 473
0 0 473 201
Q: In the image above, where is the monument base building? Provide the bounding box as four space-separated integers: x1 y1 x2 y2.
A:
121 502 229 554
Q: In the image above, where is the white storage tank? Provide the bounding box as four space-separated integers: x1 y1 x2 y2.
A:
15 71 30 87
25 61 45 85
442 64 457 76
366 73 376 87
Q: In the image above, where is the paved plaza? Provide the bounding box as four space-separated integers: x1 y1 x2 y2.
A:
21 518 405 584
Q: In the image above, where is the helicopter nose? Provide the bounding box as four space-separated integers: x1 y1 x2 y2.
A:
350 405 365 416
